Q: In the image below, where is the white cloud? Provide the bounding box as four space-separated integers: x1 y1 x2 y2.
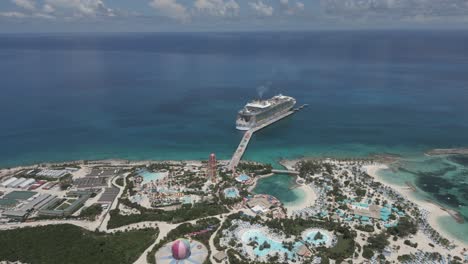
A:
11 0 36 11
44 0 114 17
0 11 28 18
42 4 55 14
249 1 274 16
194 0 240 17
296 2 304 10
149 0 189 21
34 12 56 19
279 0 304 15
322 0 468 19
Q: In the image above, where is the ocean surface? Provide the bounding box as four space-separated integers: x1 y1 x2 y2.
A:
1 31 468 241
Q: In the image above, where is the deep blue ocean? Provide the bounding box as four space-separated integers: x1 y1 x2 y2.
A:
1 31 468 240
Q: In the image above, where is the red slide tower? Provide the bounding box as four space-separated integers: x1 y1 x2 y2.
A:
208 153 217 182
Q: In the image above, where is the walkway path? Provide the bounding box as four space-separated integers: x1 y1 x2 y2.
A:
229 110 295 171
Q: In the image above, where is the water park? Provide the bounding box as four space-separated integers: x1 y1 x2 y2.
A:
220 220 334 263
137 169 168 184
223 187 240 199
301 228 334 247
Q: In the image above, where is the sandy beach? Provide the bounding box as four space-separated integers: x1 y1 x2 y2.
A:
284 184 317 216
365 164 468 248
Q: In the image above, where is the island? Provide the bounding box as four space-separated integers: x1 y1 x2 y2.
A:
0 155 467 264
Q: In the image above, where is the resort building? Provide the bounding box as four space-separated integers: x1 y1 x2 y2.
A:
213 252 227 262
38 192 91 217
246 195 281 214
36 169 69 179
349 203 382 219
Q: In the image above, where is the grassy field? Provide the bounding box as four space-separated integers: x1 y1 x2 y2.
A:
0 224 158 264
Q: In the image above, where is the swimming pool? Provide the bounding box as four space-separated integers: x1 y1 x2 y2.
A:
137 169 167 183
241 229 299 258
302 229 330 247
223 187 240 198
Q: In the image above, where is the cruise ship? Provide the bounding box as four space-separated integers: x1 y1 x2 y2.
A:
236 94 296 130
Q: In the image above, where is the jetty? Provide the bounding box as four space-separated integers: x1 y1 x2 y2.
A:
271 169 299 175
228 110 296 171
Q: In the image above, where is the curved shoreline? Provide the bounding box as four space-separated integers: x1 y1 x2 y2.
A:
250 171 318 216
365 164 468 248
283 184 317 216
247 173 274 192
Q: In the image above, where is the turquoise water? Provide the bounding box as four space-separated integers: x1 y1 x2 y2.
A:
223 187 240 198
241 229 299 258
303 229 330 246
379 155 468 243
253 174 305 206
1 32 468 242
137 169 166 183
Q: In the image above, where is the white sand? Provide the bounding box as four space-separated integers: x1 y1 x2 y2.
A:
284 184 317 216
365 164 468 248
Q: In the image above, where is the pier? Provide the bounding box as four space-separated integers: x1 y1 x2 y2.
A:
271 169 299 175
228 110 296 171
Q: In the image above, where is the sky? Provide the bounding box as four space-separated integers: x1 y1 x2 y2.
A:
0 0 467 32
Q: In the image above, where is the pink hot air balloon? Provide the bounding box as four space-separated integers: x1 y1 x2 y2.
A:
171 239 191 260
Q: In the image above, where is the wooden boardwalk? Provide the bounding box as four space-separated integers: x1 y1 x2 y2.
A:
228 111 295 171
271 169 299 175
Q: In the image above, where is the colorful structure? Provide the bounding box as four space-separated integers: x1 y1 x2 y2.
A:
155 239 208 264
208 153 217 182
172 239 191 260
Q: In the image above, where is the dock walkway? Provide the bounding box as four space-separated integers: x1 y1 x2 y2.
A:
271 169 299 175
228 111 295 171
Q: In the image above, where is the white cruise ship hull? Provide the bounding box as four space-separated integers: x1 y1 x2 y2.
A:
236 125 251 131
235 94 296 131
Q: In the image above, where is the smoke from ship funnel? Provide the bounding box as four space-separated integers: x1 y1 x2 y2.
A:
256 83 270 99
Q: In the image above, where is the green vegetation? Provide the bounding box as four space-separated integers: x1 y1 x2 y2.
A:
55 201 72 210
59 174 73 190
115 178 124 187
79 204 103 220
386 217 418 238
147 163 171 171
236 162 272 175
355 224 375 233
0 224 157 264
397 254 412 262
325 234 356 262
314 231 324 240
404 240 418 248
108 199 227 229
362 232 389 259
298 161 323 177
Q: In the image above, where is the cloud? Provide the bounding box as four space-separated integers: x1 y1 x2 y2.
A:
280 0 304 15
249 1 274 16
42 4 55 14
33 12 55 19
0 11 28 18
149 0 189 21
194 0 240 17
44 0 115 17
322 0 468 19
11 0 36 11
296 2 304 10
